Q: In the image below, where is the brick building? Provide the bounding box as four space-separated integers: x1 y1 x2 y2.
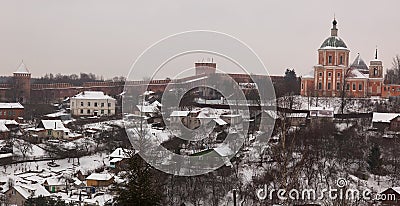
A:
301 19 399 98
0 103 24 121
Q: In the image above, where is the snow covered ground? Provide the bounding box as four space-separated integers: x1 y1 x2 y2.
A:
280 95 385 114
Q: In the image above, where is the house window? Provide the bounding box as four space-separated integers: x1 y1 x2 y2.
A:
108 103 112 107
101 103 104 107
346 83 350 90
384 87 387 91
352 83 356 91
337 73 340 77
336 82 340 90
359 83 363 91
328 72 332 77
80 109 83 114
108 110 111 114
87 109 90 114
94 102 98 107
88 102 91 107
72 102 74 107
328 56 332 64
80 102 84 106
48 130 52 136
319 72 322 77
340 56 343 64
101 110 104 114
318 82 322 90
327 83 331 90
301 84 304 90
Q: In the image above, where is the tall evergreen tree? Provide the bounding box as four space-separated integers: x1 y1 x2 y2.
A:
114 156 164 206
367 144 383 175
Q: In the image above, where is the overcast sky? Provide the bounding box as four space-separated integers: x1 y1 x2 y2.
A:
0 0 399 79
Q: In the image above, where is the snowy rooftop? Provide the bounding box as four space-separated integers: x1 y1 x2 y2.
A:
39 120 68 131
0 124 9 132
170 111 190 117
287 113 308 118
109 148 133 159
372 112 400 123
309 106 334 111
213 118 228 126
45 111 70 118
72 91 115 100
347 69 368 79
0 102 24 109
309 107 334 118
0 119 19 125
13 184 50 199
86 173 113 181
264 110 279 119
44 178 65 186
213 144 234 157
13 62 30 74
136 105 158 113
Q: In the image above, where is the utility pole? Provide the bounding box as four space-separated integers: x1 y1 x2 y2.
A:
233 189 237 206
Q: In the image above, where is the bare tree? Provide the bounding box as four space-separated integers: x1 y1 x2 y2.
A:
385 55 400 84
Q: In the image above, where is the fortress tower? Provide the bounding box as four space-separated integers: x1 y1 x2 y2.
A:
13 61 31 104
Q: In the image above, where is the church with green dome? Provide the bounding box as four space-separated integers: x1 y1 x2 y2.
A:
300 18 399 98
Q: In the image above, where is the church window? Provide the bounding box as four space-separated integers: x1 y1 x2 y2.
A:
340 56 343 64
374 68 378 76
318 82 322 90
346 84 350 90
328 83 331 90
359 83 362 91
328 72 331 77
301 84 304 90
328 56 332 64
336 83 340 90
80 102 83 106
352 83 356 91
319 72 322 77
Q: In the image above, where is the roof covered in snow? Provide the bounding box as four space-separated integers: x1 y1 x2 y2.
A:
309 107 334 118
14 61 30 74
109 148 132 159
350 54 369 71
0 102 24 109
136 105 158 113
372 112 400 123
170 111 190 117
86 173 113 181
287 113 308 118
39 120 68 131
44 178 65 186
320 36 348 50
213 144 234 157
213 118 228 126
72 91 115 100
264 110 279 119
0 119 19 125
0 124 9 132
13 184 50 199
347 68 368 79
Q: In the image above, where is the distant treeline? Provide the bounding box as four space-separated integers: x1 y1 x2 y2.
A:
32 73 126 86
